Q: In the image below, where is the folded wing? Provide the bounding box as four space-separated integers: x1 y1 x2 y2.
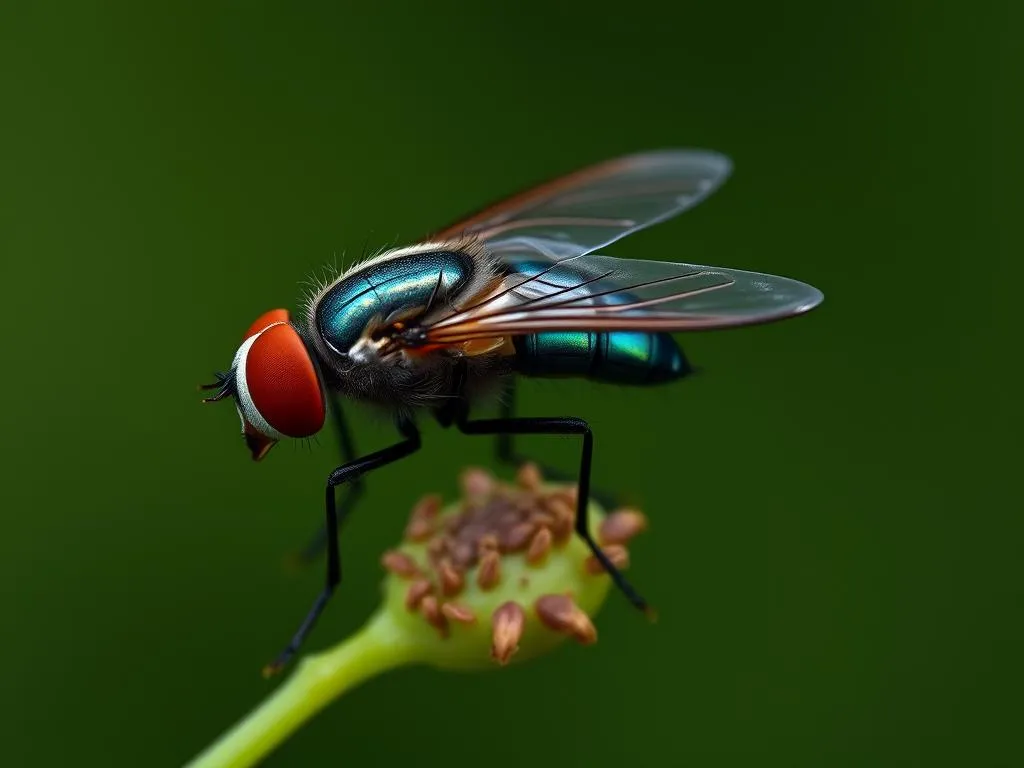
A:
419 249 824 343
433 149 733 259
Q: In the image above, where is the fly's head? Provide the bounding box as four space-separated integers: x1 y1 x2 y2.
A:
201 308 327 461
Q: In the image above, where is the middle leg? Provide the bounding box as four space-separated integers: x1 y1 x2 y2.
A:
494 380 619 509
457 409 650 615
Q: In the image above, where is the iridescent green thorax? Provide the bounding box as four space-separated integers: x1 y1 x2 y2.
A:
315 250 476 355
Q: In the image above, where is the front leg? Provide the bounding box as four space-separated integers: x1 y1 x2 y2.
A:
456 410 651 616
290 393 364 565
264 419 421 676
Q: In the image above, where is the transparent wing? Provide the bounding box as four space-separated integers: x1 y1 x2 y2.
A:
432 149 732 258
419 247 824 343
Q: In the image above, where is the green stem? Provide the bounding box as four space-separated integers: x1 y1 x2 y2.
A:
186 610 418 768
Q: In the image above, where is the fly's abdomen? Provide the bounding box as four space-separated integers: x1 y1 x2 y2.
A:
512 331 691 386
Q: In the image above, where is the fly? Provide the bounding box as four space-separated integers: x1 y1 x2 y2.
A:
200 150 824 674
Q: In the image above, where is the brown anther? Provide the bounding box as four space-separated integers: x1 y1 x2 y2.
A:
525 526 554 565
404 517 434 542
477 533 500 556
490 601 526 665
516 462 543 491
427 537 448 561
420 596 448 637
451 540 475 568
530 510 557 528
500 521 536 552
535 594 597 645
584 544 630 575
545 497 575 543
460 467 495 499
498 510 522 528
477 549 502 591
514 494 539 513
458 523 488 543
440 601 477 624
380 550 420 579
404 494 442 542
404 578 433 611
599 509 648 546
437 559 465 596
549 486 578 509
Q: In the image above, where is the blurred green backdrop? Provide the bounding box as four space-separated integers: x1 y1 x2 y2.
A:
0 1 1015 766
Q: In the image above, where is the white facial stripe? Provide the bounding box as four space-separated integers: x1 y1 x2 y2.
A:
233 325 287 441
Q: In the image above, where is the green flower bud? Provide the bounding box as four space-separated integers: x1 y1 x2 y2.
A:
187 465 648 768
378 464 626 669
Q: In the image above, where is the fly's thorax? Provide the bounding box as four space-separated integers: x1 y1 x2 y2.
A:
302 237 497 359
297 237 507 412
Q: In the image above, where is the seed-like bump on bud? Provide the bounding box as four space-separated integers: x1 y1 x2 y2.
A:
498 510 522 527
420 596 448 637
535 594 597 645
584 544 630 575
515 494 538 513
599 509 648 545
477 533 500 556
548 486 578 509
526 527 553 565
441 601 477 624
516 462 543 491
545 497 575 543
404 517 434 542
404 494 442 542
477 549 501 591
404 578 433 611
427 537 447 561
451 540 475 569
438 559 465 596
491 601 526 665
501 521 536 551
380 550 420 579
460 467 495 499
530 510 557 528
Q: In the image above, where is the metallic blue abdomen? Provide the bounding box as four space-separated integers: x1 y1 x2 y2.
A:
501 257 690 385
315 251 475 354
512 331 690 385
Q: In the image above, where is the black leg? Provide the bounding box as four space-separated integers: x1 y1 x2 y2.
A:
457 409 651 616
291 394 365 565
495 381 619 510
264 420 421 675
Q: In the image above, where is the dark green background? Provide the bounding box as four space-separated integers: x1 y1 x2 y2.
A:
0 2 1015 766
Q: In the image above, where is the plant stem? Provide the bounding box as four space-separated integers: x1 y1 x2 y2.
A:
186 610 418 768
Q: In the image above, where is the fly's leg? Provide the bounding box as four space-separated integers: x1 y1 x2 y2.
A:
265 420 421 675
495 381 619 509
289 394 364 566
457 409 651 616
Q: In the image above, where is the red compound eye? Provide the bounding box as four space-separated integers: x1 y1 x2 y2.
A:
239 321 326 440
243 308 291 340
